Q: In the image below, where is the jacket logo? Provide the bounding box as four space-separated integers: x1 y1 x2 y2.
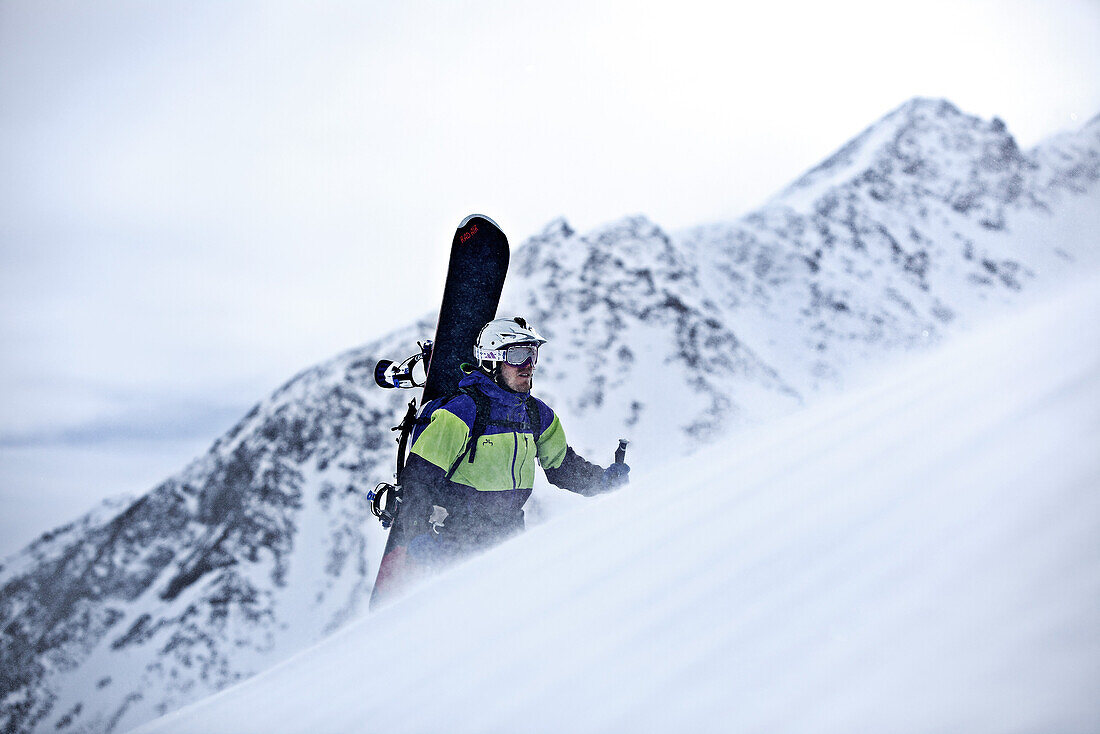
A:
460 224 479 243
481 437 493 447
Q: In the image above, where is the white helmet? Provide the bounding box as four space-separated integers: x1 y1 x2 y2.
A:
474 316 547 370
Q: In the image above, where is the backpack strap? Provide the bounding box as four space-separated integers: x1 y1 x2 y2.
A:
462 386 493 464
525 397 543 445
443 387 545 482
444 386 491 481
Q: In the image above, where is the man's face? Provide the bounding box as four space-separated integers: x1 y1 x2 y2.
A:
500 360 534 393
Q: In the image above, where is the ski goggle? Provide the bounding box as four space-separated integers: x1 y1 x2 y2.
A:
476 343 540 367
503 344 539 367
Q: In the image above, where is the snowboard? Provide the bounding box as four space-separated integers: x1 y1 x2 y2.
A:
369 214 510 610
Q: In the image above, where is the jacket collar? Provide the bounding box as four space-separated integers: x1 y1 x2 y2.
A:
459 366 530 407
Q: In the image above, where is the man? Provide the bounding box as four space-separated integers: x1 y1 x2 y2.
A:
400 316 630 568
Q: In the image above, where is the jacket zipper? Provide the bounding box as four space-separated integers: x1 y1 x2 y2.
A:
511 430 519 489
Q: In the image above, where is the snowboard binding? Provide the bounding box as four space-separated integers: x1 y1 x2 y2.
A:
366 398 420 529
374 340 433 389
368 482 401 528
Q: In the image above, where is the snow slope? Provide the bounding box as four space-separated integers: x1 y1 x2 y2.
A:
131 277 1100 734
3 98 1097 734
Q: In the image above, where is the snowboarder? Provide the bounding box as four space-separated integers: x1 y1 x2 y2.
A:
399 316 630 569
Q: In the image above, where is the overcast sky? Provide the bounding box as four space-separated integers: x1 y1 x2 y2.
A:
1 0 1098 556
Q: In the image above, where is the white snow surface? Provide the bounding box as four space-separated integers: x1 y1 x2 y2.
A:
130 278 1100 734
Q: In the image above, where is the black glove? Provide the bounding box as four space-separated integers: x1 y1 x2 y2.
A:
601 462 630 491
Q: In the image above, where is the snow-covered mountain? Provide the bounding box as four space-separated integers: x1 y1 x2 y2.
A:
1 98 1097 734
130 271 1100 734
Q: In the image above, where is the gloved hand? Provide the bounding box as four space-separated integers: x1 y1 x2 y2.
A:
427 504 449 535
601 462 630 491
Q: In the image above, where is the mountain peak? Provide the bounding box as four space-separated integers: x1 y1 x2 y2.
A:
538 217 575 240
776 96 1024 213
888 96 964 122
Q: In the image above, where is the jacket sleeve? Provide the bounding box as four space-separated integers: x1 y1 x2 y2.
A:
536 410 607 496
395 403 472 544
543 446 607 496
401 453 449 507
392 453 448 545
409 405 470 473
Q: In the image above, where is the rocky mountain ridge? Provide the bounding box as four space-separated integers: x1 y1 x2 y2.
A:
1 97 1097 734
